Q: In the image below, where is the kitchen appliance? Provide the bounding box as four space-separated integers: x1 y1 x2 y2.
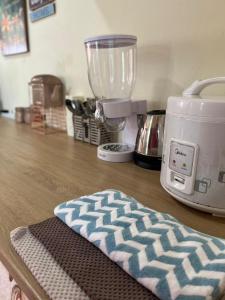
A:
84 34 146 162
134 110 165 170
160 77 225 216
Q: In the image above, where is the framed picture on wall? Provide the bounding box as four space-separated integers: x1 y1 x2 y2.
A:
29 0 54 11
0 0 29 56
0 30 3 52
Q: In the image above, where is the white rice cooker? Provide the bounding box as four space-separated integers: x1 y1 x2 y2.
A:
160 77 225 216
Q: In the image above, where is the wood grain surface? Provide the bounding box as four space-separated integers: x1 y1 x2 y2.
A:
0 117 225 300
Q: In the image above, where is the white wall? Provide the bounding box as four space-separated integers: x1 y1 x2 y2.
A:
1 0 225 116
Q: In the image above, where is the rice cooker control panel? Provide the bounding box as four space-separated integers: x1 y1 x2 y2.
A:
166 139 199 194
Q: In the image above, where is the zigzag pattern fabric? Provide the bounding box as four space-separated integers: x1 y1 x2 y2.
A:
54 189 225 300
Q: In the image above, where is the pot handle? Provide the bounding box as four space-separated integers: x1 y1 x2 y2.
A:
183 77 225 96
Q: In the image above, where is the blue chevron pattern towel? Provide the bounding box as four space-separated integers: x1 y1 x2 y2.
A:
54 189 225 300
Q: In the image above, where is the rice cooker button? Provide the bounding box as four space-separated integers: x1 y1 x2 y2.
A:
199 182 207 193
195 180 208 193
218 171 225 183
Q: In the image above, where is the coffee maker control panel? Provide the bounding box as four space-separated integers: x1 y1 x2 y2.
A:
166 139 199 195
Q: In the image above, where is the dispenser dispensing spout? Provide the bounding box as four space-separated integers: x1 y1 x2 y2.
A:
182 77 225 97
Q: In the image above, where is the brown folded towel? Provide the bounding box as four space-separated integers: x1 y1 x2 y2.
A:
29 217 158 300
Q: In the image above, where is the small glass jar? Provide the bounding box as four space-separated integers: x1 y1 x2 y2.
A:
24 107 31 124
15 107 24 123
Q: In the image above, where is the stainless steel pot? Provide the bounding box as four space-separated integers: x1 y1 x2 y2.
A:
134 110 165 170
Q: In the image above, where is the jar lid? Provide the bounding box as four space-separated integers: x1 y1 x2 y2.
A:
29 75 62 85
84 34 137 48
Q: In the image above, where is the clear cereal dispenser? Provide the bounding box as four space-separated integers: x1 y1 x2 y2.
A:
84 34 146 162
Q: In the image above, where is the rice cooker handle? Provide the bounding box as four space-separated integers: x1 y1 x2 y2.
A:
182 77 225 96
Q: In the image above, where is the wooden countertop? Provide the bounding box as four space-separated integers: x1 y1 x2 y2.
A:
0 117 225 300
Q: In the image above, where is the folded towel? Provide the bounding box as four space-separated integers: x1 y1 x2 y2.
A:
11 226 89 300
29 217 157 300
54 189 225 300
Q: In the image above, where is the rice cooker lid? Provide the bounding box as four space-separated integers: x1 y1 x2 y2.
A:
167 77 225 120
167 96 225 119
